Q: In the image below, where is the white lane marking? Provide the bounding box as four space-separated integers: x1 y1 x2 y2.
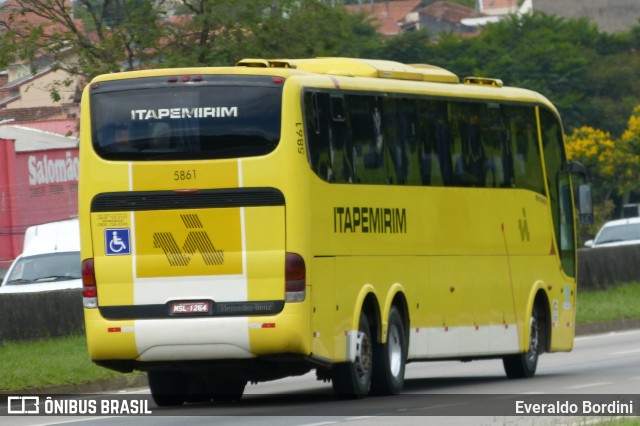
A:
610 348 640 356
563 382 612 390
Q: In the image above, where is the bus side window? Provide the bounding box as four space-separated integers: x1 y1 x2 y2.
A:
509 106 545 194
381 97 399 184
348 95 385 185
330 95 355 183
481 103 509 188
434 101 453 186
367 100 386 183
304 91 334 182
399 98 419 185
417 100 445 186
383 97 412 185
450 102 484 187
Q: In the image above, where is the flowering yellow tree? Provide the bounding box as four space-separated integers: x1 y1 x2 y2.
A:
565 126 616 182
566 106 640 239
565 126 617 237
617 105 640 201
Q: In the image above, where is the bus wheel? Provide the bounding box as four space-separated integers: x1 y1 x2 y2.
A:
148 371 188 407
503 305 541 379
332 311 373 398
207 376 246 403
372 305 406 395
185 378 213 403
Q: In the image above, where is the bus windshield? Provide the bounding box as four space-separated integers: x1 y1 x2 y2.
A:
90 76 282 161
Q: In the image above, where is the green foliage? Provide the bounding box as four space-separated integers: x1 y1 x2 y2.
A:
0 335 138 390
0 1 379 73
1 281 639 391
378 12 640 138
2 2 639 139
0 0 164 77
375 29 433 63
160 1 380 67
577 282 640 324
1 0 640 217
566 106 640 227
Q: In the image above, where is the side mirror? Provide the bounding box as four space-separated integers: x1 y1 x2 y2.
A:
577 184 593 225
564 161 593 225
583 239 594 248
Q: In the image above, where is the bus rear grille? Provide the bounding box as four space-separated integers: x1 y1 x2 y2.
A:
91 187 284 212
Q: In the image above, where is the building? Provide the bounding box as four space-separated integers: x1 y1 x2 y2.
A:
403 1 486 34
533 0 640 33
346 0 494 36
0 125 79 268
344 0 424 35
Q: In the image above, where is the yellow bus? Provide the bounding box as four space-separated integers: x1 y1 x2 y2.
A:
79 57 592 405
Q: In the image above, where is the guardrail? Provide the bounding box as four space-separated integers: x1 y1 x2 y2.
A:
577 245 640 290
0 245 638 342
0 289 83 342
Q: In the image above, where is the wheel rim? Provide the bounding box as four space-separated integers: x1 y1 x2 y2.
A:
388 324 403 377
354 329 372 383
526 315 539 366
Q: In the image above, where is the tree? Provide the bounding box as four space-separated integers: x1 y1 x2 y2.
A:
160 0 380 67
0 0 381 89
0 0 165 80
566 106 640 238
617 105 640 202
565 126 617 235
381 12 640 138
374 28 432 64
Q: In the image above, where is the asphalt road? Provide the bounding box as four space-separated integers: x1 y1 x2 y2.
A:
2 328 639 425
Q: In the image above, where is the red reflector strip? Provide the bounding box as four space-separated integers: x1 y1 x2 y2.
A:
108 327 121 333
249 323 277 329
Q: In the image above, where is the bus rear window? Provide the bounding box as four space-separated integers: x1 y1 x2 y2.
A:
90 77 282 161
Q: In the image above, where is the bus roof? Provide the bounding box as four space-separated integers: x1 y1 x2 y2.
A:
236 57 460 84
87 57 558 115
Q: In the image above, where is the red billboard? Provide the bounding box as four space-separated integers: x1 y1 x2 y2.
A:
0 139 78 268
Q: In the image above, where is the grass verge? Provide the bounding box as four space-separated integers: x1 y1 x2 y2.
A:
1 282 640 392
0 334 139 392
576 282 640 324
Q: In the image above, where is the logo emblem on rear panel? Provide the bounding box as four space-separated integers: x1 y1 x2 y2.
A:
136 209 242 278
153 214 224 266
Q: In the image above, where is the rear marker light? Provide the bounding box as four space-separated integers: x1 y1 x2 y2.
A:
285 252 306 303
82 258 98 309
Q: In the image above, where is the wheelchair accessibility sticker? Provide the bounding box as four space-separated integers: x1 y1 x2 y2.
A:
105 228 131 256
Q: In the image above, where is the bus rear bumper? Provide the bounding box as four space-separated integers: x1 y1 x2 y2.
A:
84 302 311 367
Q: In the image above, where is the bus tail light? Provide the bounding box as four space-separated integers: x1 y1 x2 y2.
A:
285 252 306 303
82 258 98 309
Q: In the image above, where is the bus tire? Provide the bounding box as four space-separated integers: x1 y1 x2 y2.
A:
332 311 373 399
371 305 406 395
148 371 189 407
503 304 542 379
207 376 246 403
185 378 212 403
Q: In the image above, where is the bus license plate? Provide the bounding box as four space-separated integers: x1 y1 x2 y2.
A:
170 301 211 315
